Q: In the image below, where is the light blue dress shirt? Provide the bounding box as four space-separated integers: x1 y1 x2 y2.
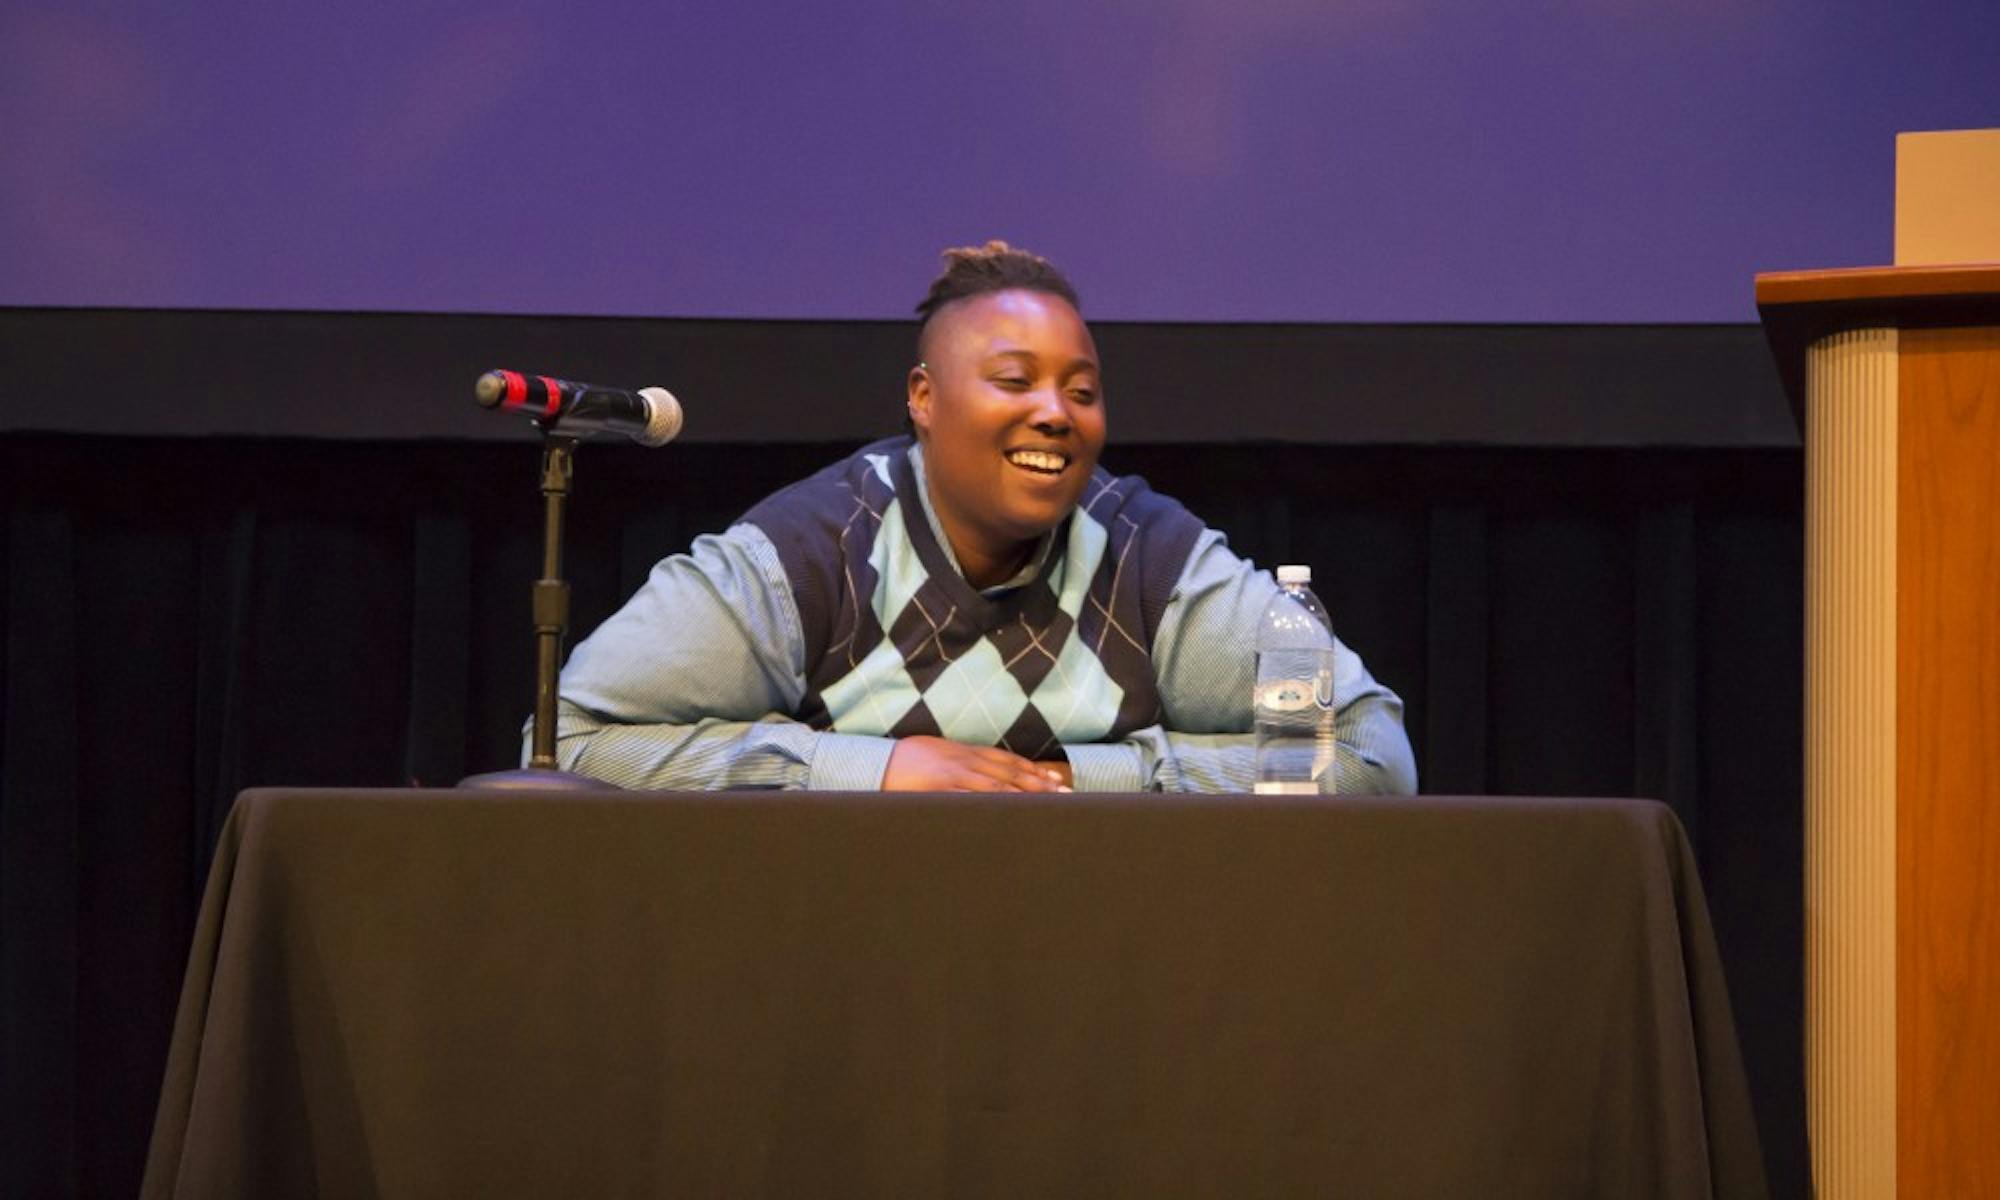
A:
546 444 1417 793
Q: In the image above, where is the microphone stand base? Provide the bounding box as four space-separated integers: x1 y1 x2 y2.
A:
457 767 621 791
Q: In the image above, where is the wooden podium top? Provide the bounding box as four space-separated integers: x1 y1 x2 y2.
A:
1754 264 2000 427
1755 263 2000 309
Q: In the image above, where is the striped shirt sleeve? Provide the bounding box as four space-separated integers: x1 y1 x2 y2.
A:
540 522 896 790
1091 528 1418 795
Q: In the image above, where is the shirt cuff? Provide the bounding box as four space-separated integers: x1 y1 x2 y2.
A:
806 732 897 791
1064 743 1149 793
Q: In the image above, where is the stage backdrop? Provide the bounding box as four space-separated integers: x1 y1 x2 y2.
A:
4 0 1998 322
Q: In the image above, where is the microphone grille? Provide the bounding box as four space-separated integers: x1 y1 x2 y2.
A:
474 370 508 408
636 387 684 447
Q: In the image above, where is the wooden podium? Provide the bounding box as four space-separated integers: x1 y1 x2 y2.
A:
1756 265 2000 1199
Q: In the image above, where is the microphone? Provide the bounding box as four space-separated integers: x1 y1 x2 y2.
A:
475 369 684 447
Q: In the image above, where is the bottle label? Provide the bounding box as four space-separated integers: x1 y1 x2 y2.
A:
1256 679 1318 712
1253 780 1319 795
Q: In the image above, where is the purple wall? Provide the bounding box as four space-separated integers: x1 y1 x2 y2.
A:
4 0 1995 322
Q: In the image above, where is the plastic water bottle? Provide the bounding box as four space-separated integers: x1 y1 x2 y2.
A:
1254 564 1338 794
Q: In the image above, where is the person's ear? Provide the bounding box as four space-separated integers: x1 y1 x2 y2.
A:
906 363 933 435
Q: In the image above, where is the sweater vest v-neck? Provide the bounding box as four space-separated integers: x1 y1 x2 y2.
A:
741 437 1204 759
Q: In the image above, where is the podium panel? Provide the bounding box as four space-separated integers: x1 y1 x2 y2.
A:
1896 325 2000 1195
1802 327 1898 1198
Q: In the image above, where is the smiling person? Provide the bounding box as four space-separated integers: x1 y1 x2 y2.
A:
545 241 1417 794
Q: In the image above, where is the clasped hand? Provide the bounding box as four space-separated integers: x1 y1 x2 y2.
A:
882 735 1073 792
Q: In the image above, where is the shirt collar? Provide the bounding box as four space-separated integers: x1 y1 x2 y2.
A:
907 441 1057 596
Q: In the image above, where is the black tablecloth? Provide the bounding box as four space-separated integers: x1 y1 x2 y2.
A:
142 790 1765 1198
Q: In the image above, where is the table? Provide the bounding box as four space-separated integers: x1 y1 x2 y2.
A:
142 790 1766 1198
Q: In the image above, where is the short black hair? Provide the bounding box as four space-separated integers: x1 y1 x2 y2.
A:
914 240 1079 350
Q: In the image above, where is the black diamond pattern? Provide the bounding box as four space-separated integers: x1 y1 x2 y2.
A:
887 697 941 740
988 606 1072 696
998 705 1060 761
1076 537 1165 734
887 577 979 691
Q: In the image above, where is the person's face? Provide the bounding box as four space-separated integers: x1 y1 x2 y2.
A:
907 289 1107 567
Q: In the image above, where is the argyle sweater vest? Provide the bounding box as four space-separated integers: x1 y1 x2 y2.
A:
742 437 1205 759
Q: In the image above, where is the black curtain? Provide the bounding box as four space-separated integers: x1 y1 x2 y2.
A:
0 435 1805 1197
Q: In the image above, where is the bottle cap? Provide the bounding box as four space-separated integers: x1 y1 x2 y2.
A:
1276 564 1311 584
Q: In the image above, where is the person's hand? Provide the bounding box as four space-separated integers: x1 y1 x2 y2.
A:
883 736 1072 792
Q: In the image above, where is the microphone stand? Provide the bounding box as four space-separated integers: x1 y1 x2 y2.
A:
460 433 618 790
